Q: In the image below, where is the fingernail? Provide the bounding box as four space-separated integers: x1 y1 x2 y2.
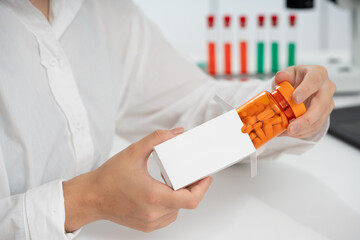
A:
289 124 299 134
293 91 303 104
170 127 184 135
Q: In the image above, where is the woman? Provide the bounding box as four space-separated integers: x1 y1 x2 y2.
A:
0 0 335 239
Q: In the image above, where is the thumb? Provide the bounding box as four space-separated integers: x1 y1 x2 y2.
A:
134 127 184 159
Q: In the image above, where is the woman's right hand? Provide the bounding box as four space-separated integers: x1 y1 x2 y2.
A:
63 128 213 233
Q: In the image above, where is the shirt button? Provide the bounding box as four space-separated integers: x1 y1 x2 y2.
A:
49 57 58 67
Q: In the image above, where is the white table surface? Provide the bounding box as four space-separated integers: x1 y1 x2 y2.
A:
78 96 360 240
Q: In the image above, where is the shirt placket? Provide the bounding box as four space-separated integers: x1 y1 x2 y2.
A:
37 33 95 175
3 0 94 175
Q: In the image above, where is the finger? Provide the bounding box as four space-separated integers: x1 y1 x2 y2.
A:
159 176 213 209
287 93 331 136
289 99 333 138
133 127 184 158
274 67 296 86
287 107 321 136
292 67 327 104
177 176 213 209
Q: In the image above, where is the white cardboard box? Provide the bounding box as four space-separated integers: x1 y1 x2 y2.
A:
152 108 257 190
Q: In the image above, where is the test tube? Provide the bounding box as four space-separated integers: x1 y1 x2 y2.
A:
288 14 296 66
207 15 217 76
223 15 232 76
256 15 265 74
271 15 279 73
239 15 248 75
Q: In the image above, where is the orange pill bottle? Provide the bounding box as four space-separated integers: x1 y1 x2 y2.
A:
237 81 306 149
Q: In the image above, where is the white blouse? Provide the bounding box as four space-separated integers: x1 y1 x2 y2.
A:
0 0 328 239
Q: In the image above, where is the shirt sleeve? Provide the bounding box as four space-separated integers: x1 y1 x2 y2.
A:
0 179 80 240
115 3 328 155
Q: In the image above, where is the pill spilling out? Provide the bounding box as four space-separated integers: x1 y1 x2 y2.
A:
236 81 307 149
239 102 289 149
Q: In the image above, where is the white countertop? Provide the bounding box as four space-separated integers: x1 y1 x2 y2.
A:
78 96 360 240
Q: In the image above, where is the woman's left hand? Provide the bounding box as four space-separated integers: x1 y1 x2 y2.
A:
273 65 336 138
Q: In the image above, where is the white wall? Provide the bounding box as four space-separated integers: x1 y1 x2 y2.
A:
133 0 352 73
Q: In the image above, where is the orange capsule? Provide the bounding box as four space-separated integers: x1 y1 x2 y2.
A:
238 111 247 118
271 116 282 125
265 116 282 125
263 123 273 139
265 105 272 111
255 103 266 115
253 122 263 129
255 127 267 142
257 109 275 121
280 113 288 128
243 116 256 125
252 137 262 148
273 123 283 135
246 106 258 116
241 125 247 133
249 132 257 140
246 125 253 133
241 124 252 134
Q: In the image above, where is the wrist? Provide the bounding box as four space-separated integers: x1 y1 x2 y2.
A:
63 171 101 232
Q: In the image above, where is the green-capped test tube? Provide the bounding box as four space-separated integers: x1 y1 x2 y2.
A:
288 14 297 66
272 42 279 73
257 15 265 74
257 42 264 74
288 42 295 66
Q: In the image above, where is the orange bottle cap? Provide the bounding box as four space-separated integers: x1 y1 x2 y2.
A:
275 81 306 118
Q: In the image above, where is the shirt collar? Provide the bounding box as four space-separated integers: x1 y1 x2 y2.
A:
3 0 83 40
50 0 84 39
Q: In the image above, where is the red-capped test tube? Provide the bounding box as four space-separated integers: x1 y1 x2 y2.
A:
271 14 279 73
239 16 248 75
207 15 216 76
288 14 296 66
256 15 265 74
223 15 232 76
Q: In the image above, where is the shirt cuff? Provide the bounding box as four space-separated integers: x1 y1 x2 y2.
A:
24 180 82 240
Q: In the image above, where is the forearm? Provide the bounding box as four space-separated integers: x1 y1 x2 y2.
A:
63 171 100 233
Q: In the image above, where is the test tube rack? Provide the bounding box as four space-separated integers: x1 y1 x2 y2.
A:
206 14 297 80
